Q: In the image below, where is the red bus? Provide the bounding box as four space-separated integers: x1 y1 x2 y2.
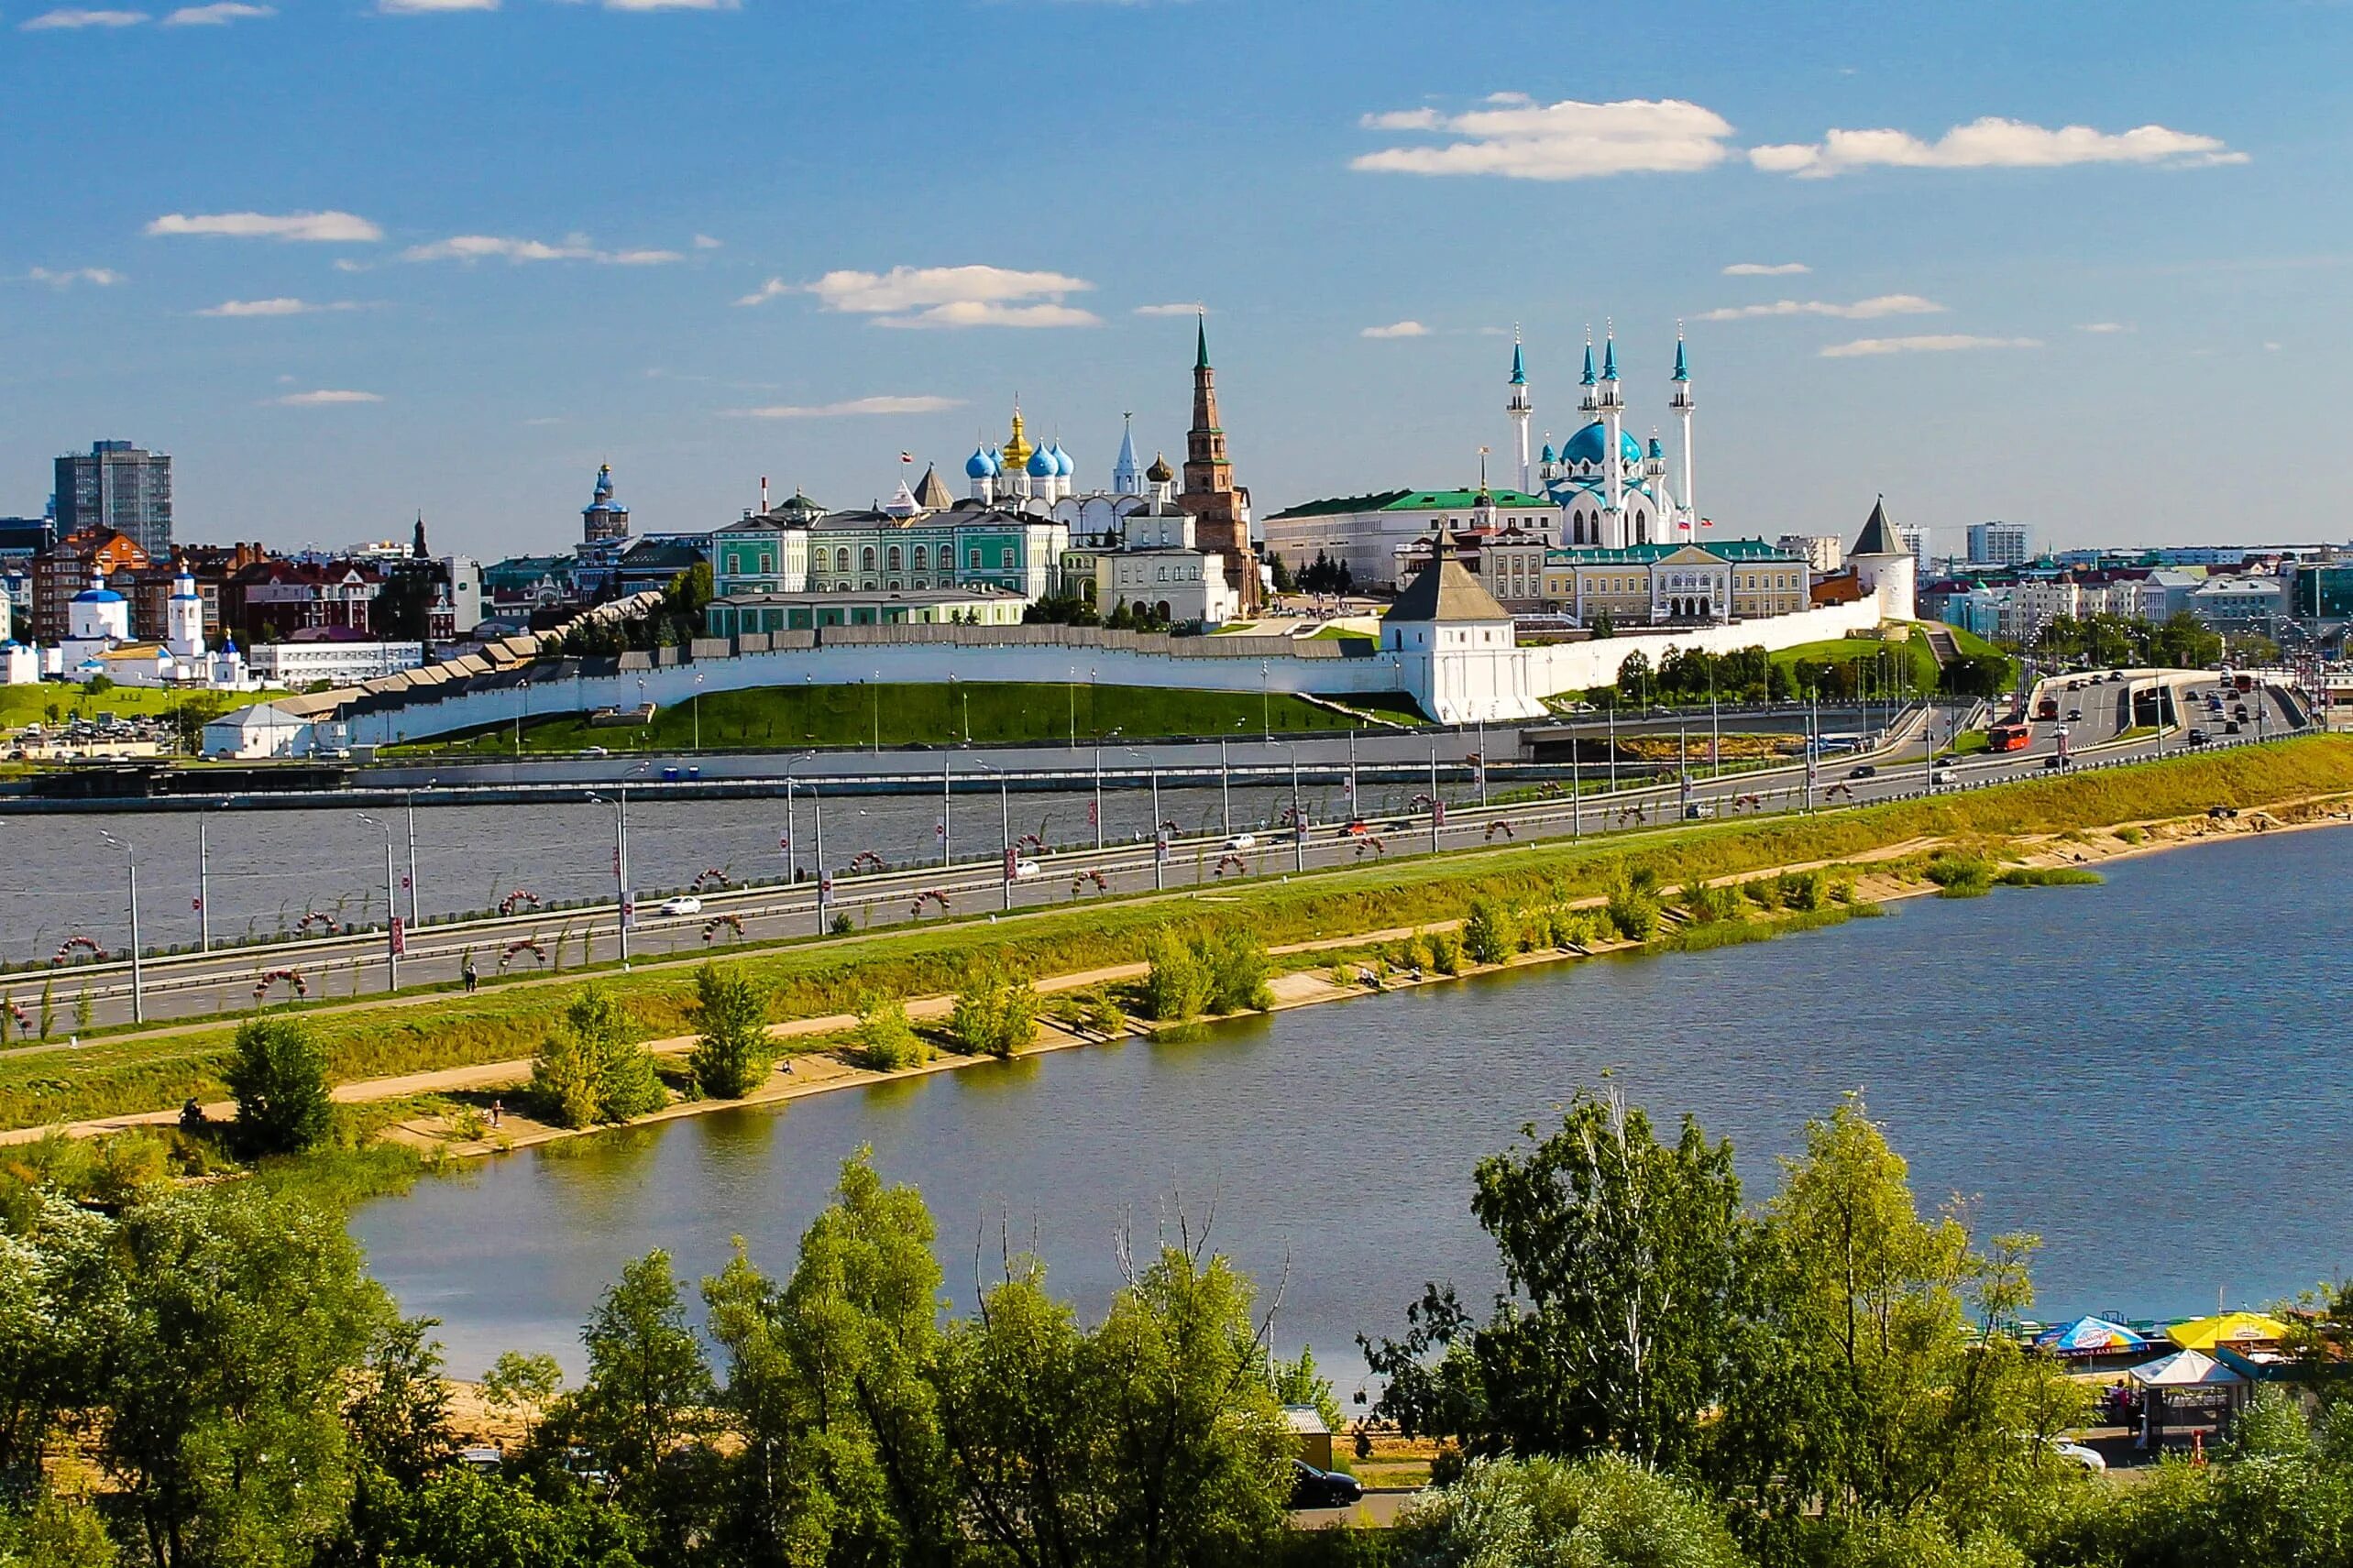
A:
2034 696 2060 721
1987 721 2031 753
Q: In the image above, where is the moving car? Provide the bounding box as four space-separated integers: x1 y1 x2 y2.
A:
1290 1460 1364 1510
2065 709 2083 722
1932 767 1958 785
1848 763 1878 779
1013 858 1041 880
1224 833 1258 850
2186 729 2209 745
2043 755 2067 770
2225 720 2242 734
657 895 703 916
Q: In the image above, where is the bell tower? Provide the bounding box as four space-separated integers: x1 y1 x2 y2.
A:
1177 315 1259 609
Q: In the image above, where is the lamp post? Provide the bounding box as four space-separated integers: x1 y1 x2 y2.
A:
195 815 211 954
976 760 1012 911
404 790 423 930
811 784 830 934
693 673 705 753
941 757 953 869
870 669 880 754
587 790 632 965
356 814 401 992
1114 746 1167 890
1475 716 1488 805
98 830 143 1024
514 676 529 755
1286 742 1307 872
1260 660 1270 740
1428 744 1441 854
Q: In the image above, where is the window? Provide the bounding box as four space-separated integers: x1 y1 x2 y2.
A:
862 547 877 572
758 552 774 574
968 549 982 570
913 545 928 570
887 546 902 571
834 547 851 573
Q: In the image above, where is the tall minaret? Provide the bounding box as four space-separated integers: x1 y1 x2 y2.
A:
1112 411 1142 497
1598 320 1626 524
1670 324 1696 527
1506 328 1533 493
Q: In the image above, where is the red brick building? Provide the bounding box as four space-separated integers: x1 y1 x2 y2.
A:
1176 318 1260 613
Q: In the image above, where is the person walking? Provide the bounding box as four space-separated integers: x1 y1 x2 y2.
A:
489 1098 502 1130
461 952 478 994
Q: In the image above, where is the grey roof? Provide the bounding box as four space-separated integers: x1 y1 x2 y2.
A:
913 465 955 511
1853 497 1903 557
1383 542 1511 624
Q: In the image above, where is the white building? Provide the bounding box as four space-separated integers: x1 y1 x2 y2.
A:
202 700 314 759
2186 574 2287 629
1380 539 1545 723
1895 525 1932 576
1091 457 1239 627
1848 499 1919 622
1777 534 1845 576
1967 521 2033 566
246 639 424 688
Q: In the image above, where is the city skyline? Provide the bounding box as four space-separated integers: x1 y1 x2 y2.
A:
4 0 2340 556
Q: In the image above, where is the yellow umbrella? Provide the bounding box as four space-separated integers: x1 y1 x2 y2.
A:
2166 1310 2289 1351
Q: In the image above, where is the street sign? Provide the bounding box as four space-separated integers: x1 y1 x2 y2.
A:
390 917 406 957
1004 847 1018 880
1432 800 1446 827
621 896 636 928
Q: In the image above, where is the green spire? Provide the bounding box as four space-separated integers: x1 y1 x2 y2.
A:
1195 313 1211 370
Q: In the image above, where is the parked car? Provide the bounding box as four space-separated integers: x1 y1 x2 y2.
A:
583 745 610 756
657 895 703 916
2050 1439 2107 1473
1290 1460 1364 1510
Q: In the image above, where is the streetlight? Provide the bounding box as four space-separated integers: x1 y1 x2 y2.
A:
974 758 1013 911
195 814 211 955
1112 745 1167 891
693 672 705 753
513 675 530 755
1092 728 1123 851
870 669 881 753
1284 741 1307 872
96 829 143 1024
1260 660 1270 740
405 787 426 931
584 790 632 966
1428 743 1442 855
356 814 401 992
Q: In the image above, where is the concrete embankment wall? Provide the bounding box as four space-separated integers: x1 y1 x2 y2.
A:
335 597 1895 745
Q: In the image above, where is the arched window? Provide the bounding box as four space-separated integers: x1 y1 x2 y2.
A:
834 547 851 573
862 546 877 572
913 544 928 570
887 546 902 571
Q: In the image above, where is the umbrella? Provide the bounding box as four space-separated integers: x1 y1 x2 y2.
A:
2128 1349 2248 1388
2166 1311 2289 1352
2035 1316 2150 1354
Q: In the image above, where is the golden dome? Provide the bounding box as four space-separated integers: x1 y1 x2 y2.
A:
1001 405 1033 473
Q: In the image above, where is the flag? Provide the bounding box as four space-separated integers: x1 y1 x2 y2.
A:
899 451 913 464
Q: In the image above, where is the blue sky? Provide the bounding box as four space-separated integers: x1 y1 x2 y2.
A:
2 0 2343 559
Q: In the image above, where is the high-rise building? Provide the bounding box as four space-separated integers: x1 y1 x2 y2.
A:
1895 525 1931 575
1966 521 2033 566
54 441 172 557
1176 317 1259 611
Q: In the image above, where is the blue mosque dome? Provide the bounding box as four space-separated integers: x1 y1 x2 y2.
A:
1646 436 1666 458
966 446 999 479
1540 441 1556 464
1026 445 1056 478
1559 420 1644 467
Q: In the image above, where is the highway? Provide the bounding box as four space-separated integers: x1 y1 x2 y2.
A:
2 670 2306 1034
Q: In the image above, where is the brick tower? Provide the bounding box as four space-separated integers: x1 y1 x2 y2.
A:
1178 316 1259 610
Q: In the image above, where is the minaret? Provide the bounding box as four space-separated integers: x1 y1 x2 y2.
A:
1178 313 1258 610
1671 325 1696 527
1112 412 1141 497
1598 321 1626 525
1506 329 1533 493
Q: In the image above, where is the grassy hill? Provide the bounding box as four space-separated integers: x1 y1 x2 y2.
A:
397 681 1417 755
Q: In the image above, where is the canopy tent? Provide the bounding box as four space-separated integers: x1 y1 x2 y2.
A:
2167 1311 2289 1352
2129 1349 2249 1388
2036 1316 2150 1355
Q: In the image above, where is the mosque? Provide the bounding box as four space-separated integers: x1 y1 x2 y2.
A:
1524 325 1698 549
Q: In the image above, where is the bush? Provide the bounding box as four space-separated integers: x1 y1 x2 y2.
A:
1142 933 1214 1023
1604 881 1660 941
830 912 855 936
851 995 925 1070
1678 879 1743 926
1390 932 1427 972
530 987 665 1128
948 966 1039 1058
686 963 774 1100
1462 899 1515 965
1202 927 1275 1013
1743 876 1782 911
224 1016 335 1156
1923 853 1994 898
1778 869 1830 912
1426 929 1463 975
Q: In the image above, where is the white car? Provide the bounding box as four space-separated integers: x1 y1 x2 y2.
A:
2049 1439 2106 1472
1932 767 1958 785
1224 834 1257 851
657 895 703 916
1013 858 1041 881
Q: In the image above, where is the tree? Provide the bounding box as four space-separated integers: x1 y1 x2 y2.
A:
99 1183 390 1568
1266 552 1297 594
1461 900 1515 966
1397 1453 1746 1568
1200 927 1273 1014
0 1198 119 1490
686 963 773 1101
851 994 926 1070
341 1315 459 1564
1142 933 1213 1024
557 1250 716 1553
530 987 665 1128
1614 650 1652 707
1362 1091 1744 1473
948 966 1038 1058
223 1015 335 1156
701 1152 953 1566
369 1465 650 1568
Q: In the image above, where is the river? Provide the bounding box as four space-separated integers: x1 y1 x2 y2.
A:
350 828 2353 1394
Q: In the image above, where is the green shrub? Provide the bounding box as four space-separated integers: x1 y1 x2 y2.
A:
1142 933 1214 1023
1086 992 1127 1037
1778 869 1830 912
1742 877 1782 911
1996 865 2105 887
2116 826 2148 844
1923 853 1994 898
1427 929 1463 975
224 1016 334 1156
1604 881 1660 941
850 995 925 1070
686 962 775 1100
949 965 1038 1058
529 987 665 1128
1202 927 1275 1013
1391 932 1426 972
1461 899 1515 965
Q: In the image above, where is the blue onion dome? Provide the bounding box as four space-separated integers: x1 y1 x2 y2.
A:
1050 444 1073 477
1647 436 1666 458
966 446 999 479
1541 441 1556 464
1026 445 1056 478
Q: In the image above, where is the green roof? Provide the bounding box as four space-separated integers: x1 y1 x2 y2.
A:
1266 487 1552 521
1546 538 1801 565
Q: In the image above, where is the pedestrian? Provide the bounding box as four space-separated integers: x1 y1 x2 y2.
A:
461 953 478 994
489 1098 501 1130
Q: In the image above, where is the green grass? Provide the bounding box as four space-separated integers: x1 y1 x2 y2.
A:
0 685 293 730
1941 730 1992 759
7 734 2351 1132
390 681 1372 755
1768 630 1943 693
1304 625 1377 642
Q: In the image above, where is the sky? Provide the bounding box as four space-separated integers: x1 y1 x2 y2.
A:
3 0 2347 561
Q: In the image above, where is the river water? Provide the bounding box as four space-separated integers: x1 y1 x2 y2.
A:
350 828 2353 1393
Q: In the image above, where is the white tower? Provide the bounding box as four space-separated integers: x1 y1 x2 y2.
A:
1670 326 1696 527
166 563 205 661
1506 331 1533 493
1112 413 1142 497
1598 322 1626 527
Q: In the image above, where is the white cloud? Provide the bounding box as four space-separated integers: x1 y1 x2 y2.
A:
723 395 964 420
27 266 124 287
2264 340 2282 352
377 0 497 11
1819 334 2042 358
1353 96 1736 181
271 388 383 405
1752 116 2244 178
692 233 722 249
163 2 272 22
1361 320 1430 339
601 0 737 9
197 297 359 317
401 234 681 265
20 8 148 27
1134 302 1208 316
147 210 381 242
2076 321 2134 334
1722 261 1809 276
772 264 1100 328
1696 293 1944 323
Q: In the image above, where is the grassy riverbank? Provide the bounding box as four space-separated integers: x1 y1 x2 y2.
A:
6 734 2350 1131
390 680 1405 756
